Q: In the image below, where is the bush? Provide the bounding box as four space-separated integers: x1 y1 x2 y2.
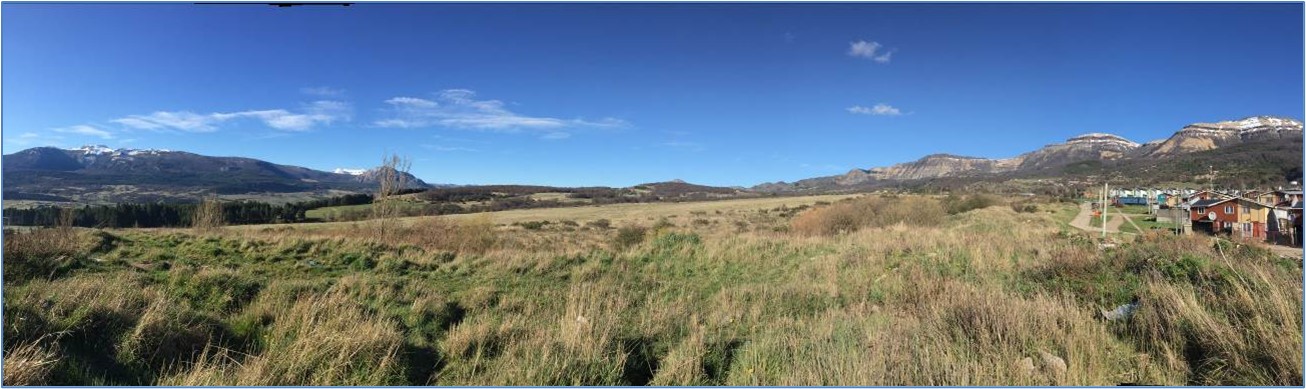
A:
652 218 675 231
792 196 946 236
1011 202 1039 213
942 194 1001 215
612 225 648 250
586 219 611 229
520 221 548 230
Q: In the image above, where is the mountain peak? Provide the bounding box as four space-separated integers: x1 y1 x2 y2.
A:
333 168 368 176
65 145 173 156
1066 133 1139 147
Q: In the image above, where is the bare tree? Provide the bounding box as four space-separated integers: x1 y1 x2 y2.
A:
54 206 78 253
375 154 413 200
192 197 226 232
372 153 413 237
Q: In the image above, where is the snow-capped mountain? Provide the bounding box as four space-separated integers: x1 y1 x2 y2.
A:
1139 116 1304 156
757 116 1303 191
333 168 368 176
4 146 430 203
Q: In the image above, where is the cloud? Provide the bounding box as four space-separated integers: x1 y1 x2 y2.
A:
660 141 706 152
847 103 902 116
54 125 114 139
873 50 893 63
420 144 479 152
541 132 571 140
10 132 66 147
848 40 895 63
113 100 352 133
374 89 629 132
113 111 218 132
301 86 345 97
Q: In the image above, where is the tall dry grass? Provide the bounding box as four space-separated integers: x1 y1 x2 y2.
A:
191 197 225 232
3 195 1300 386
2 335 61 386
161 286 407 385
791 196 946 236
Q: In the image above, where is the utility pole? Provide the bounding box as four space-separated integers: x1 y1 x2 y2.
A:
1208 165 1215 191
1102 182 1109 239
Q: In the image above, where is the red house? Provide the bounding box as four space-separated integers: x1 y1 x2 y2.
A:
1190 197 1273 238
1190 198 1239 235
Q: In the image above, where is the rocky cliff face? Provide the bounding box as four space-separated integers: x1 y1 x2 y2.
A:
757 116 1303 191
864 154 1021 180
1144 116 1303 156
1017 133 1140 171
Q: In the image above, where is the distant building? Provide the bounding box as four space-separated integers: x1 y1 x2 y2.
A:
1189 197 1274 239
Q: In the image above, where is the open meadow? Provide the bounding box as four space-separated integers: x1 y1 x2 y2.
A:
2 194 1302 386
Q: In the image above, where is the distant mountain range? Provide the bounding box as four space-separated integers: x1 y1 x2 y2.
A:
2 116 1301 205
2 145 431 204
754 116 1303 192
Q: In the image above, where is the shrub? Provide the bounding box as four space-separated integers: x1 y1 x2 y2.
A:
942 193 1001 215
612 225 648 250
1011 202 1039 213
791 196 945 236
586 219 612 229
520 221 548 230
652 218 675 231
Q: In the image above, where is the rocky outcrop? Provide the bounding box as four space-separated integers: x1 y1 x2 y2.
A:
1017 133 1140 171
1146 116 1302 156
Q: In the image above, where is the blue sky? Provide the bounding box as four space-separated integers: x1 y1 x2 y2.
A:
3 3 1303 187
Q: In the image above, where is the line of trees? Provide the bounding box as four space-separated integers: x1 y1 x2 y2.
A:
3 193 375 228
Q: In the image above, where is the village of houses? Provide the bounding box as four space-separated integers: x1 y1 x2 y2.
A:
1097 186 1303 247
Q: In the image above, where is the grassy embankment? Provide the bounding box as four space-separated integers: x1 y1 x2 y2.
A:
3 194 1300 386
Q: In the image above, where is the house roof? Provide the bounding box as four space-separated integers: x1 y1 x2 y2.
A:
1235 197 1275 209
1191 199 1233 208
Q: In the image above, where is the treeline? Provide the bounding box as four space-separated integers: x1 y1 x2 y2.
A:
3 193 375 228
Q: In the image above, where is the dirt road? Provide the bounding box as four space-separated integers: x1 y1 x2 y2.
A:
1069 202 1124 234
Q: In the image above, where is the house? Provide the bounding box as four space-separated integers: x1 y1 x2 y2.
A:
1269 189 1304 207
1189 197 1273 238
1187 190 1235 202
1232 199 1274 239
1190 198 1236 235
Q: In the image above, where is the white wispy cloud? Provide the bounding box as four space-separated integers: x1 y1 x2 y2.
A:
848 40 895 63
54 125 114 139
374 89 629 132
420 144 479 152
112 100 352 133
10 132 66 147
301 86 345 97
541 132 571 140
660 141 706 152
847 103 903 116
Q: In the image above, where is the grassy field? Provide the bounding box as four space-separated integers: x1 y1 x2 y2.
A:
3 194 1301 386
1118 215 1181 235
278 194 857 231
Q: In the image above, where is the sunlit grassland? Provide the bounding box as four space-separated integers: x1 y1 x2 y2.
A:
3 194 1300 386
